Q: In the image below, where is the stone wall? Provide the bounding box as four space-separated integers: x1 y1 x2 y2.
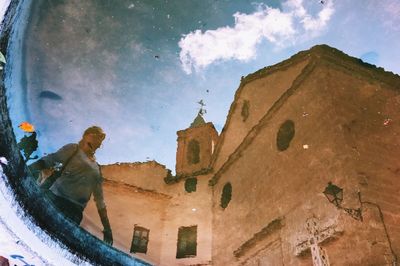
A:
211 53 400 265
323 59 400 261
210 57 310 174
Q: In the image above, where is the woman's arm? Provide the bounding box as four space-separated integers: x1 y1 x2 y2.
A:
93 181 113 245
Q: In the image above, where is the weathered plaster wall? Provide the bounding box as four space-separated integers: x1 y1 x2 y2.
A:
101 161 173 195
83 164 213 265
322 59 400 261
211 58 310 173
211 57 399 265
159 174 213 266
82 180 171 265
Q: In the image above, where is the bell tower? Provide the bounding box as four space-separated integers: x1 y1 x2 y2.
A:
175 103 219 176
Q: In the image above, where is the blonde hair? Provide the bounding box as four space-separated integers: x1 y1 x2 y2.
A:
83 126 105 138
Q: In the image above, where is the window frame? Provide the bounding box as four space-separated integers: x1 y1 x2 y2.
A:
130 226 150 254
176 225 197 259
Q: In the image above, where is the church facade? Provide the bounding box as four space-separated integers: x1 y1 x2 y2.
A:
81 45 400 266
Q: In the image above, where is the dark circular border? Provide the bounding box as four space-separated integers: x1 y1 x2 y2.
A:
0 1 150 265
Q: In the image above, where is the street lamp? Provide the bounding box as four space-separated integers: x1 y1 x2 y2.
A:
323 182 363 221
323 182 343 207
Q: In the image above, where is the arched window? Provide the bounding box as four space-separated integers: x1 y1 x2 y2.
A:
185 177 197 193
187 139 200 164
241 100 250 122
220 182 232 209
276 120 295 151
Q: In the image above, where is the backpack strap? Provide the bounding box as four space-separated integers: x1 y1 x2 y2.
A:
40 145 79 189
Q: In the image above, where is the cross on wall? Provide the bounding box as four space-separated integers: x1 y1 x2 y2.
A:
295 217 342 266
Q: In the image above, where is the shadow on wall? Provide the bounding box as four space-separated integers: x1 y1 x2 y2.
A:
0 1 151 265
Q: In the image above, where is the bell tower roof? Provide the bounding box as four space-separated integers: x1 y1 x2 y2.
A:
190 99 207 128
176 100 219 176
190 113 206 128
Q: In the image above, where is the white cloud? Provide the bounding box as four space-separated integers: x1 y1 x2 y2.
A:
289 0 334 32
179 0 334 74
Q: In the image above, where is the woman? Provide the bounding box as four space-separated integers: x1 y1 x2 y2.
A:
29 126 113 245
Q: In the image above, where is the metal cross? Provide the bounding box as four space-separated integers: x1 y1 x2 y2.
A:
197 99 207 115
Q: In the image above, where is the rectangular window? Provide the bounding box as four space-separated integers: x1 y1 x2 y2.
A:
130 226 149 254
176 225 197 258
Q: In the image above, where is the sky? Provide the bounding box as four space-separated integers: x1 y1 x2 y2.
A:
8 0 400 173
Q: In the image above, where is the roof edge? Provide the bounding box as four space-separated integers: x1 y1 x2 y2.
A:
210 44 400 173
242 44 399 87
101 160 169 170
210 46 314 169
209 58 318 186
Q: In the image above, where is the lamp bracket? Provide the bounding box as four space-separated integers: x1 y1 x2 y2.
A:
341 207 363 221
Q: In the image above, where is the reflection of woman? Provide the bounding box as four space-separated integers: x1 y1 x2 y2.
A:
29 126 113 245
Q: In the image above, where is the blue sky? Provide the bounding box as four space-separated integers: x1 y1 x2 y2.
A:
6 0 400 173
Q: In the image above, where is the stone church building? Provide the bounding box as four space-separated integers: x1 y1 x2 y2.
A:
81 45 400 266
